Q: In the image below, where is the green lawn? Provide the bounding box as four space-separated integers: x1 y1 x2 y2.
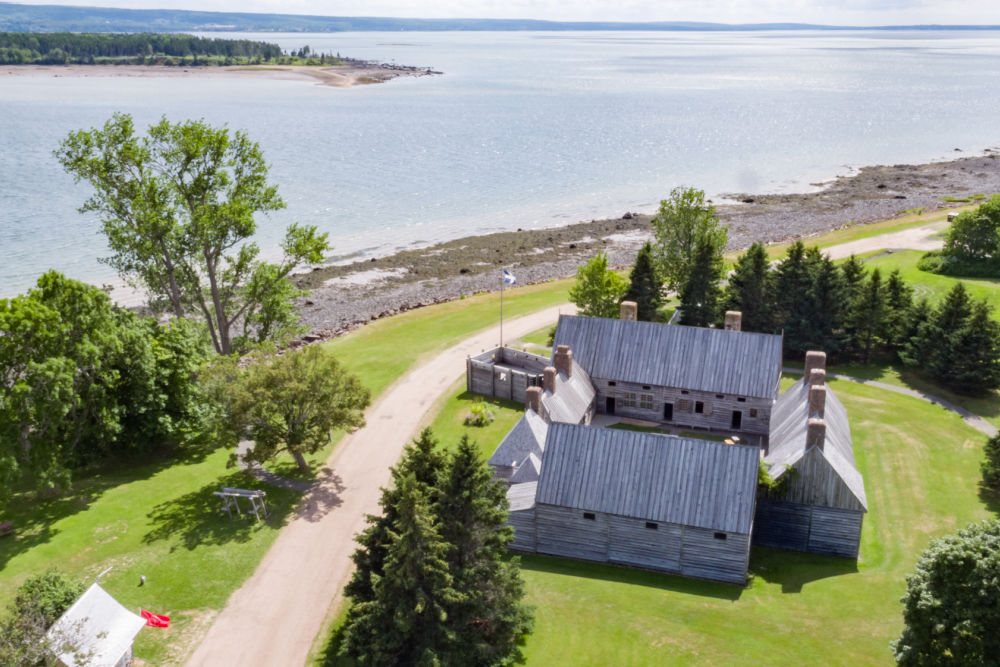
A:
317 374 996 665
423 380 527 459
515 378 995 665
861 249 1000 315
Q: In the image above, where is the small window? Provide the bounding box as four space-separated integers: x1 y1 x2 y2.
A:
750 408 758 418
583 512 596 521
640 394 654 410
645 521 658 530
622 392 637 408
737 397 746 403
681 390 689 395
715 394 724 399
642 385 651 391
608 381 617 387
695 401 704 414
713 532 727 540
678 399 691 411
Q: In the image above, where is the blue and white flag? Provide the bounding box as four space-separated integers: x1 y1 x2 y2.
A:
502 268 517 285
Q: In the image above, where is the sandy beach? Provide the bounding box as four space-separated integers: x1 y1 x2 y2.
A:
291 149 1000 338
0 62 439 87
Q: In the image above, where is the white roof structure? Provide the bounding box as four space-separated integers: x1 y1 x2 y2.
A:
46 583 146 667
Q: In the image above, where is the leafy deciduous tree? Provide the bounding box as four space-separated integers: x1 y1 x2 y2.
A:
568 252 628 319
57 113 329 355
892 519 1000 666
651 186 728 291
0 570 85 667
219 344 370 471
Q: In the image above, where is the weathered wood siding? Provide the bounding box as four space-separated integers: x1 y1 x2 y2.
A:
529 503 750 584
508 508 536 551
754 499 862 558
467 354 543 403
608 517 682 571
593 377 772 435
680 526 751 585
779 447 867 512
534 504 609 562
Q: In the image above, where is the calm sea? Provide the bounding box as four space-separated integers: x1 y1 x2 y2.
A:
2 30 1000 297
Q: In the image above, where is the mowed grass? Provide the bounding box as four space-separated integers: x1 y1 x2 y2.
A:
0 447 307 665
422 380 527 459
861 249 1000 315
512 379 994 665
0 279 573 666
324 278 571 397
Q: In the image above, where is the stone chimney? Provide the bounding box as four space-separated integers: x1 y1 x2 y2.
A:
803 350 827 382
808 384 827 419
724 311 742 332
543 366 557 394
806 417 826 451
526 386 542 414
809 368 826 387
620 301 637 321
553 345 573 378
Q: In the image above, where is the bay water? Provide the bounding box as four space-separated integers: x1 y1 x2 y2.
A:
1 30 999 297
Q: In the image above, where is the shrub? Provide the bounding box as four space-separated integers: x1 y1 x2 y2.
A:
464 400 495 427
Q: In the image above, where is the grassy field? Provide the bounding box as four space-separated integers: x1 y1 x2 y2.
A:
317 376 996 665
0 279 572 665
861 249 1000 314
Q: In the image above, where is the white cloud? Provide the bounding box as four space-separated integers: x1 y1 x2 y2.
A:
11 0 1000 25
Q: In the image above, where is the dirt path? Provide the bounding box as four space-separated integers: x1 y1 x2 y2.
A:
820 221 948 260
185 303 576 666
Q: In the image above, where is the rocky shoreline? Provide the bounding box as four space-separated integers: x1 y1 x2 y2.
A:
291 150 1000 341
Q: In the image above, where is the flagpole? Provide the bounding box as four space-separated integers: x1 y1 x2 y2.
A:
500 268 504 348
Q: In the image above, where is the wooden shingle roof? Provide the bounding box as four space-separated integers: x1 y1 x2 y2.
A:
535 423 759 534
552 315 783 399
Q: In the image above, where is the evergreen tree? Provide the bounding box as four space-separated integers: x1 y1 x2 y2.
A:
622 242 663 321
434 436 533 665
899 298 933 366
982 434 1000 491
846 268 887 363
800 255 849 356
345 428 445 607
341 474 461 666
771 241 818 353
942 300 1000 392
840 254 866 300
723 242 773 332
679 235 724 328
883 269 914 350
922 283 973 383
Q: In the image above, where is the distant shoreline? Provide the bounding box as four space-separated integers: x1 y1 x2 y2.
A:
0 62 440 88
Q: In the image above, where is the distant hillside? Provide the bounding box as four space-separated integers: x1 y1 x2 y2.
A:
1 2 999 33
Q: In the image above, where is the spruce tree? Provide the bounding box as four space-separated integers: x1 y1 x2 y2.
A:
346 428 445 606
679 235 724 328
923 283 973 383
772 241 819 353
801 255 849 356
840 254 866 300
942 300 1000 392
434 435 533 665
899 298 933 366
846 268 887 364
341 474 461 666
723 242 773 332
883 269 914 350
622 242 663 321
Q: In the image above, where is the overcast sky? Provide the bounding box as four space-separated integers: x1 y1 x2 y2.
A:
14 0 1000 26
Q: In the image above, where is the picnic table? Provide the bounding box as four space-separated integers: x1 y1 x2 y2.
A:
214 487 268 521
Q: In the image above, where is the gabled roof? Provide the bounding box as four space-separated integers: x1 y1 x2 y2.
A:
553 315 783 399
542 359 595 424
764 379 868 511
488 409 548 470
46 583 146 667
510 452 542 484
535 423 759 534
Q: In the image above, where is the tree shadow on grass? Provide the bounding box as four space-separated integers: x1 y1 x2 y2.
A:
314 615 354 667
978 484 1000 517
750 546 858 593
518 553 744 601
142 471 302 551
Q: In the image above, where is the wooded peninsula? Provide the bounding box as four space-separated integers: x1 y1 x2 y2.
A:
0 32 341 66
